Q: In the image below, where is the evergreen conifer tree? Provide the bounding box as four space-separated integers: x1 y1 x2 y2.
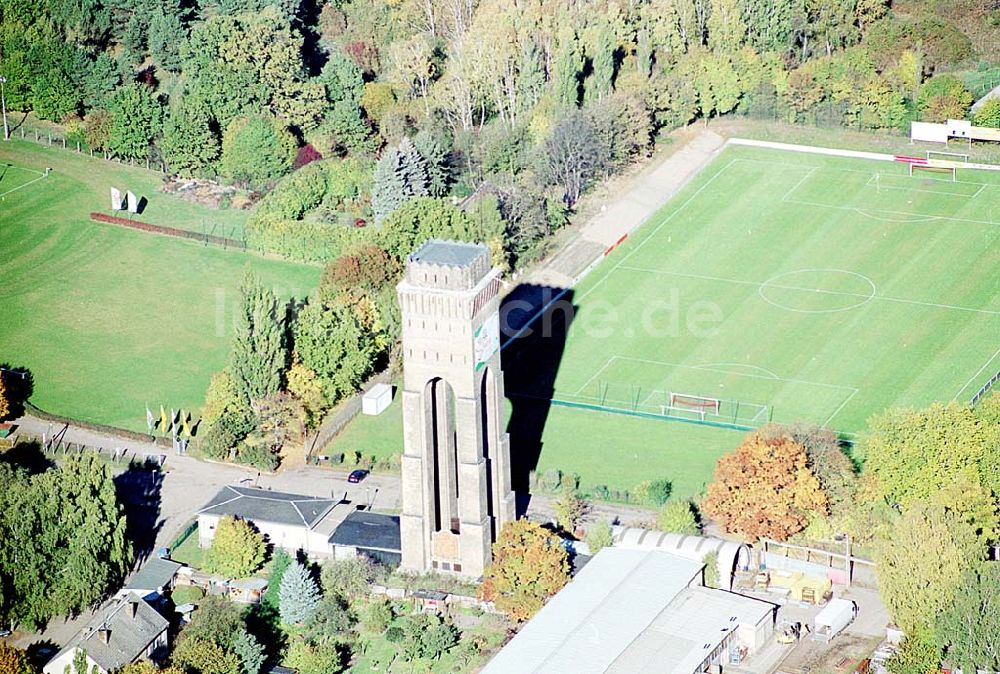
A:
230 270 286 407
279 561 321 625
372 137 430 224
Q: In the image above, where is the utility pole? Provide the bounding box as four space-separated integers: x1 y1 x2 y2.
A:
0 76 8 141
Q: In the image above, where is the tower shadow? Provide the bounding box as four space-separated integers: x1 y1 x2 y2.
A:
114 464 164 569
500 285 576 511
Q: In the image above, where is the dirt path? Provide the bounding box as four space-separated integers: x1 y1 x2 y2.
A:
523 126 726 288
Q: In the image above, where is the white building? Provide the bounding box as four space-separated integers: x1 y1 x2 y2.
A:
198 486 401 562
482 547 775 674
197 486 345 558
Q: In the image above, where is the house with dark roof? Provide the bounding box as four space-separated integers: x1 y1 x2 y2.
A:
43 595 169 674
197 486 348 558
329 510 401 565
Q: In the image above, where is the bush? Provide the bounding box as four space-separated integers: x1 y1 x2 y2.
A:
220 115 297 186
657 500 700 534
646 479 672 506
590 484 611 501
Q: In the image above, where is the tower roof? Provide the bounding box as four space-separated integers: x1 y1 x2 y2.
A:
409 239 488 268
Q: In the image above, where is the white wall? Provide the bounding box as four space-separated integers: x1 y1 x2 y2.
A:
198 514 333 558
43 648 103 674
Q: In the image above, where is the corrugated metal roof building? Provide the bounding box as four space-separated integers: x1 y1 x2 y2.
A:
482 548 775 674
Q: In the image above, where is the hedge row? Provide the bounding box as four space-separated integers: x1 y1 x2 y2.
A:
89 212 244 249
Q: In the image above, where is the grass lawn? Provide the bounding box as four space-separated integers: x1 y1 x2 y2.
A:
0 141 320 430
555 145 999 434
329 143 998 498
170 529 207 569
327 392 739 498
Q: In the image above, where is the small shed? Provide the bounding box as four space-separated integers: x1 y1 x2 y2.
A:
412 589 449 614
121 558 183 600
814 598 856 642
362 383 393 415
229 578 268 604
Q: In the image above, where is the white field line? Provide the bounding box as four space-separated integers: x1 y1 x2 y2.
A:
576 158 740 302
620 266 1000 317
823 388 859 427
953 346 1000 401
781 166 818 200
783 195 1000 228
572 357 616 396
864 173 983 197
0 173 48 199
733 156 991 187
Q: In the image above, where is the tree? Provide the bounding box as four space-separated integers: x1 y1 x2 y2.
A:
973 97 1000 128
0 642 38 674
886 631 941 674
421 615 460 660
552 486 588 533
160 105 220 177
479 519 570 622
279 561 321 625
757 423 856 514
294 298 376 404
702 550 720 588
379 197 489 260
0 372 9 420
645 479 673 506
84 110 113 154
371 137 430 224
874 504 985 636
917 74 972 122
230 270 287 407
148 7 187 71
108 82 163 160
262 547 292 609
360 598 393 634
935 564 1000 673
82 52 121 109
657 500 700 534
221 116 297 186
860 403 1000 542
585 518 613 554
302 595 354 643
232 629 265 674
172 638 243 674
320 556 379 600
43 451 130 616
204 516 266 578
701 432 828 541
552 25 582 106
538 109 602 207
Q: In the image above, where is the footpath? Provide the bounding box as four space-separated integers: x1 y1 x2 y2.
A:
525 128 726 288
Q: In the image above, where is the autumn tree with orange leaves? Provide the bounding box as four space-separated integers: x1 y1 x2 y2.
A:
479 519 570 622
0 642 38 674
702 432 828 541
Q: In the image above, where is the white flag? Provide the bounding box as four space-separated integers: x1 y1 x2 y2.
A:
126 190 138 214
111 187 124 210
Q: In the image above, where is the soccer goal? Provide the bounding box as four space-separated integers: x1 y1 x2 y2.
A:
663 393 721 417
910 162 956 181
926 150 969 163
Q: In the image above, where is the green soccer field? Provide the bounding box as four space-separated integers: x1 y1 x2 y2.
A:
0 141 319 431
547 145 1000 435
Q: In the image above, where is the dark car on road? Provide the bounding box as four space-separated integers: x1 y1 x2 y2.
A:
347 469 369 484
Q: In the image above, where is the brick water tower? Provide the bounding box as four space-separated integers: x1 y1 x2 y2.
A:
396 240 515 578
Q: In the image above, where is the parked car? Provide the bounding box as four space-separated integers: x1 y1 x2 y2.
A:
347 469 369 484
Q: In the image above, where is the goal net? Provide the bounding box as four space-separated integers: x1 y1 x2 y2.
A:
926 150 969 163
910 163 956 181
669 392 721 415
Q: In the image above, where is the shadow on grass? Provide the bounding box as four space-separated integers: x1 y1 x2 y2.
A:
500 285 577 503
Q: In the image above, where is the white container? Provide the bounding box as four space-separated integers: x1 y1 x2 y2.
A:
362 383 393 415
